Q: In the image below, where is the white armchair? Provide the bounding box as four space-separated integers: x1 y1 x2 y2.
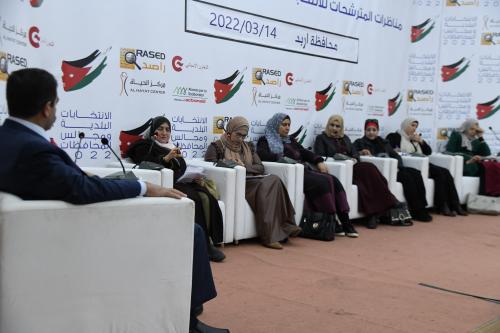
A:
360 156 405 202
401 155 434 208
0 191 195 333
324 159 361 219
232 162 301 243
106 160 174 188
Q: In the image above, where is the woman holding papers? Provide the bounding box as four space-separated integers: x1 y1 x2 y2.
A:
257 113 358 238
205 116 301 250
127 116 226 262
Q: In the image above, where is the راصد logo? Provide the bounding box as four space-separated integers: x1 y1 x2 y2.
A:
61 48 109 92
214 69 244 104
441 57 470 82
476 96 500 120
411 19 435 43
388 92 402 116
315 83 335 111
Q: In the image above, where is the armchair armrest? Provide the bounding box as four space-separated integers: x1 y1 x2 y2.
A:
81 167 162 185
262 162 296 204
401 155 429 179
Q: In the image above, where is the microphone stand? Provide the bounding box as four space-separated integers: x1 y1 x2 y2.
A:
73 132 85 163
101 138 137 180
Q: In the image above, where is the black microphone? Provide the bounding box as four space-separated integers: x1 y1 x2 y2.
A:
101 137 137 180
73 132 85 163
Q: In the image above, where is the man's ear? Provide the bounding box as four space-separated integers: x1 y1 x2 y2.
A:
41 101 52 117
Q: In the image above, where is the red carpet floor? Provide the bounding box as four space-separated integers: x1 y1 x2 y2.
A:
200 214 500 333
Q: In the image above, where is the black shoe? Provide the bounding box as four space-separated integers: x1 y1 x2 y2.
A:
440 203 456 217
335 221 345 236
190 320 230 333
455 205 468 216
366 215 379 229
343 222 359 238
208 244 226 262
193 305 203 317
413 211 433 222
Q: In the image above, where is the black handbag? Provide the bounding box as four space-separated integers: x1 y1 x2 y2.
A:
388 203 413 226
299 211 335 241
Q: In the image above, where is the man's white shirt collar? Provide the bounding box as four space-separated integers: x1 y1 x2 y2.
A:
8 116 50 141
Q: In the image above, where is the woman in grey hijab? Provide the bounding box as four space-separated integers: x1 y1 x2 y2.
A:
446 119 490 176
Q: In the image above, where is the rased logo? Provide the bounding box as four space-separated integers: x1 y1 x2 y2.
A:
388 92 402 116
476 96 500 120
214 69 244 104
120 48 166 71
61 48 109 92
441 57 470 82
411 18 435 43
315 83 336 111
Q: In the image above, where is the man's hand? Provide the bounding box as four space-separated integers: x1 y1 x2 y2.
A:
144 182 187 199
476 127 484 138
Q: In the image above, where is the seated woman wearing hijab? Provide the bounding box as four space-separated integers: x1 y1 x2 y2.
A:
386 118 467 216
354 119 432 222
257 113 358 238
446 118 499 196
204 116 301 250
126 116 226 262
314 115 399 229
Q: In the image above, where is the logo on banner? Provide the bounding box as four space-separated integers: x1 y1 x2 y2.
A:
120 48 166 72
214 69 244 104
28 26 40 48
61 48 109 92
446 0 478 6
30 0 43 7
172 56 183 72
252 67 282 86
441 57 470 82
120 72 166 96
342 80 364 95
172 86 208 103
388 92 402 116
0 52 8 81
411 19 435 43
481 32 500 45
285 72 294 86
407 89 434 102
0 50 28 81
170 55 209 72
315 83 336 111
213 116 232 134
476 96 500 120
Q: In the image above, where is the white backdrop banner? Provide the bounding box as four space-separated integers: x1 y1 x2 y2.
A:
0 0 498 166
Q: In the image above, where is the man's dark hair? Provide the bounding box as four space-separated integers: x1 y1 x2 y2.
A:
6 68 58 118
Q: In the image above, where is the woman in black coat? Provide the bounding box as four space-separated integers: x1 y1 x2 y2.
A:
257 113 358 238
126 116 226 262
314 115 399 228
353 119 432 222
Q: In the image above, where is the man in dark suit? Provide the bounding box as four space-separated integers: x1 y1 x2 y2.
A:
0 68 229 333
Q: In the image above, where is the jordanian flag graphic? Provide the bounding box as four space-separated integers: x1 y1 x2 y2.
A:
411 18 435 43
315 83 336 111
476 96 500 120
61 49 108 91
213 70 244 104
388 92 402 116
441 57 470 82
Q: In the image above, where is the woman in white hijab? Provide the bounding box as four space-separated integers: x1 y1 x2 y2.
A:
387 118 466 216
